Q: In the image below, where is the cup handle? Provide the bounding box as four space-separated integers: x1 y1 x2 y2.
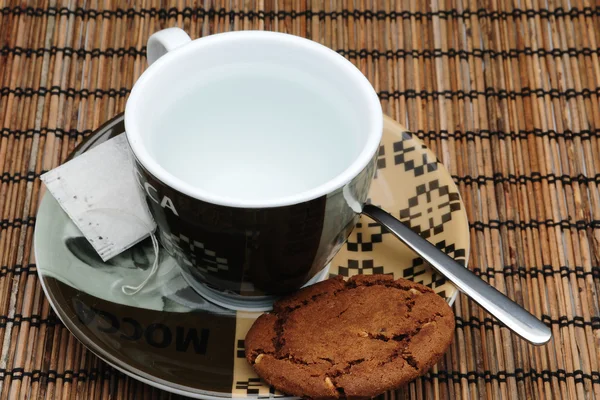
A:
147 27 192 66
361 204 552 345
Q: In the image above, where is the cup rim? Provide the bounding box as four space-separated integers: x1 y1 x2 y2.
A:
125 30 383 208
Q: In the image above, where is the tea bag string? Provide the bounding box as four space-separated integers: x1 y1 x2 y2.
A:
122 231 160 295
85 207 160 296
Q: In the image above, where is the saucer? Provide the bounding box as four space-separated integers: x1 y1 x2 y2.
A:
34 114 469 399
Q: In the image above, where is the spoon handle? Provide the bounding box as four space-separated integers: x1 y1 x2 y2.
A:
362 204 551 345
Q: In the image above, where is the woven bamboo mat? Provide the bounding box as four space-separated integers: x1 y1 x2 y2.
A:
1 1 599 399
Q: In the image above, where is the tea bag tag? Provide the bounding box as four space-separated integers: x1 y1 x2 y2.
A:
41 134 157 262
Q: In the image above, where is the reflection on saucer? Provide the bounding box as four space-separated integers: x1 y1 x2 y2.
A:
39 193 235 316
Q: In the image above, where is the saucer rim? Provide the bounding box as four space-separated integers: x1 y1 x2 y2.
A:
35 112 469 399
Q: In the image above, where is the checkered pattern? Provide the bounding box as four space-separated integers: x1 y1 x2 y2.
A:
403 240 466 299
393 134 439 177
346 221 387 252
332 123 469 305
374 144 386 178
235 378 264 396
234 338 284 398
159 232 229 276
399 179 462 239
236 339 246 358
376 145 386 169
234 380 282 398
336 259 391 277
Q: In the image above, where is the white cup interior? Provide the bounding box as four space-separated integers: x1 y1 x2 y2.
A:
125 31 382 208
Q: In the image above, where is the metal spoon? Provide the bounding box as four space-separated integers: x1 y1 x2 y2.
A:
362 204 552 345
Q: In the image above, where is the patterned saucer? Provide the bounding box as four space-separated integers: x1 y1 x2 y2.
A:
34 114 469 399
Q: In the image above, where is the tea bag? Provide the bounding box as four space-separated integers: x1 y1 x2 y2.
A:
41 134 156 262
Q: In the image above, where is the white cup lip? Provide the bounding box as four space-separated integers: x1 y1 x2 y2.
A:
125 30 383 209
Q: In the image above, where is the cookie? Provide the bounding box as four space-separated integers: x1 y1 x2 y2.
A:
245 274 455 399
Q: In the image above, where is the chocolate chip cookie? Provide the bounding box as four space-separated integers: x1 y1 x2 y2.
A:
245 274 455 399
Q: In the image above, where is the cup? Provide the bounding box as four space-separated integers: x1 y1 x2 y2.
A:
125 28 383 309
123 29 553 346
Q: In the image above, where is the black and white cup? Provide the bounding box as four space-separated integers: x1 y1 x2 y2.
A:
125 28 382 310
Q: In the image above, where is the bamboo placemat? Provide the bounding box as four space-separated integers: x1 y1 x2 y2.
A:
1 1 599 399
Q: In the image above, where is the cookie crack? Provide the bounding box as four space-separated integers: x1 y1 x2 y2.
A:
336 305 350 318
272 315 286 356
379 347 403 366
406 298 416 312
280 353 320 366
325 376 347 400
278 291 331 313
329 358 366 378
401 352 419 370
365 333 409 342
417 312 443 325
367 312 445 369
363 311 444 343
251 349 331 367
